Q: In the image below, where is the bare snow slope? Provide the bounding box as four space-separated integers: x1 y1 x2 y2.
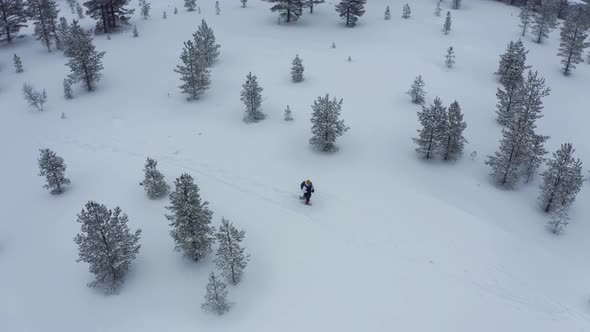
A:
1 0 590 331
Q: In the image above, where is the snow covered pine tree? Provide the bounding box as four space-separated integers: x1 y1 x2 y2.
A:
139 0 150 19
519 0 535 36
83 0 134 34
0 0 27 43
142 157 170 199
531 0 558 44
241 72 265 122
442 11 451 34
26 0 61 52
407 75 426 104
557 7 590 75
402 3 410 19
165 174 215 261
284 105 294 121
309 94 349 152
201 272 230 314
440 101 467 161
291 54 304 82
538 143 584 212
304 0 324 13
174 40 211 100
74 201 142 294
184 0 196 11
13 53 23 72
193 19 221 67
64 20 106 91
23 83 47 111
445 46 455 68
335 0 366 27
264 0 304 23
38 148 70 193
413 97 447 159
384 5 390 20
215 218 250 284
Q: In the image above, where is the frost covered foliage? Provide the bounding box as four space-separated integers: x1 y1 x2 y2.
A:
64 21 106 92
174 40 210 100
165 174 215 261
531 0 558 44
335 0 366 27
495 40 529 89
38 148 70 193
264 0 304 23
184 0 196 11
441 101 467 161
13 53 23 72
193 19 221 66
284 105 294 121
74 201 142 294
309 94 349 152
0 0 27 43
241 72 265 122
442 11 451 34
26 0 60 52
83 0 134 34
445 46 455 68
539 143 584 213
557 8 590 75
23 83 47 111
304 0 324 13
519 0 535 36
402 4 410 19
384 6 390 20
139 0 150 19
215 218 250 284
142 158 169 199
201 272 230 314
413 97 447 159
291 54 304 82
63 78 73 99
546 205 569 235
407 75 426 104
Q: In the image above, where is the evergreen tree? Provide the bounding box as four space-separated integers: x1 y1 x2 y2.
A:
23 83 47 111
74 201 141 294
63 78 73 99
165 173 215 261
519 0 535 36
76 2 84 19
445 46 455 68
290 54 304 82
174 40 211 100
441 101 467 160
539 143 584 212
215 218 250 285
139 0 150 19
241 72 265 122
38 148 70 193
434 0 441 16
83 0 134 34
495 40 529 88
241 0 247 7
264 0 304 23
132 24 138 37
184 0 196 11
56 16 70 47
13 53 23 72
142 157 169 199
193 19 221 66
452 0 461 9
557 7 590 75
547 205 569 234
531 0 558 44
304 0 324 13
201 272 230 315
384 5 390 20
413 97 447 159
335 0 366 27
486 120 529 188
442 11 451 34
523 133 549 183
0 0 27 43
174 6 178 14
284 105 293 121
407 75 426 104
215 0 220 15
518 70 550 129
162 10 166 19
309 93 349 152
64 21 106 92
495 83 523 126
26 0 60 52
402 3 410 19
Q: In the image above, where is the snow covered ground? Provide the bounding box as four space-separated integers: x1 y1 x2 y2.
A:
2 0 590 331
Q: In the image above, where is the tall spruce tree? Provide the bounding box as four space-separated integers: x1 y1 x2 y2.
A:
557 7 590 75
413 97 447 159
309 94 349 152
384 5 390 20
539 143 584 212
495 40 529 88
531 0 558 43
38 148 70 193
74 201 142 294
64 20 106 91
402 3 410 19
523 133 549 183
184 0 196 11
26 0 60 52
215 218 250 285
165 173 215 261
304 0 323 13
291 54 304 82
335 0 366 27
142 157 169 199
0 0 27 43
496 83 523 126
193 19 221 67
174 40 211 100
407 75 426 104
519 0 535 36
201 272 230 315
83 0 134 34
442 11 451 34
441 101 467 160
264 0 304 23
241 72 265 122
56 16 69 47
139 0 150 19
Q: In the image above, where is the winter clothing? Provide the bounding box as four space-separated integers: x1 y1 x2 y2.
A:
300 180 314 204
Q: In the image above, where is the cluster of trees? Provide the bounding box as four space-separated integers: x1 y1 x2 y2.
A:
262 0 367 27
488 39 584 234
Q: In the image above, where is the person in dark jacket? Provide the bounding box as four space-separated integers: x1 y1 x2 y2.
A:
300 179 314 205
